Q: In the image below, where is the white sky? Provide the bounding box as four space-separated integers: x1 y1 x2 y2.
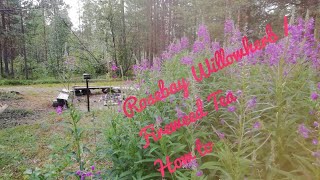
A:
64 0 82 29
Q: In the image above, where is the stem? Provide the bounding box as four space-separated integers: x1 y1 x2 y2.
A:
71 108 82 171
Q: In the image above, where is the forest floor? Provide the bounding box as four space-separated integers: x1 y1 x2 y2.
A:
0 82 122 179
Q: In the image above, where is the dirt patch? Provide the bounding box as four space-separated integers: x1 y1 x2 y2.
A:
0 109 38 129
0 84 121 129
0 91 22 100
0 86 57 129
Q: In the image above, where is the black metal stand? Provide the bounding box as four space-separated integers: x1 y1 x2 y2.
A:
86 79 90 112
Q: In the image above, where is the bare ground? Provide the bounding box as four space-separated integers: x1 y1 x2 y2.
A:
0 84 113 129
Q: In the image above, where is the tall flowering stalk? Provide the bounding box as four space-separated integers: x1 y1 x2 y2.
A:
197 24 211 45
193 24 211 53
68 107 84 171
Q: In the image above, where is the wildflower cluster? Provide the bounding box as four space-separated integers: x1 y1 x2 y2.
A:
181 159 203 176
75 166 101 180
298 121 320 157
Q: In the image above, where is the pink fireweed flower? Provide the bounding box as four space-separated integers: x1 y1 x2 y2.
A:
230 28 242 44
217 131 225 139
182 159 198 169
196 170 203 176
175 107 186 119
314 121 319 128
312 151 320 158
117 100 123 113
224 19 234 35
168 42 182 54
253 121 261 129
181 56 193 65
91 165 95 171
197 24 211 44
228 106 236 112
161 51 172 60
313 139 319 145
311 92 318 100
132 65 140 75
140 59 149 71
211 41 220 53
111 62 118 71
151 57 162 72
193 40 205 53
264 43 283 66
180 36 189 50
56 106 63 115
226 90 233 95
298 124 310 138
236 90 242 97
247 97 257 109
155 116 163 126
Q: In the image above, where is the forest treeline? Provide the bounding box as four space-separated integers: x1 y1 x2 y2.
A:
0 0 319 80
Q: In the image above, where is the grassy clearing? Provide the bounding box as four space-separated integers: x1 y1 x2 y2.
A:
0 125 40 178
0 107 115 179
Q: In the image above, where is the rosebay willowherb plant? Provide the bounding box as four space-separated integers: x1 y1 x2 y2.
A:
68 107 84 170
104 15 319 179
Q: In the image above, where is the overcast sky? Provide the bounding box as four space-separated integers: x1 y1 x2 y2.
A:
64 0 82 29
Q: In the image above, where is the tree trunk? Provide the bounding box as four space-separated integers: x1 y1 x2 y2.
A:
10 39 14 78
110 23 117 65
20 10 28 79
43 6 48 63
120 0 128 69
167 0 173 45
0 42 3 78
148 0 153 62
108 0 117 66
1 11 9 77
161 0 166 50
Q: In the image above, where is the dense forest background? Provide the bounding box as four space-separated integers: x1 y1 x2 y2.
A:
0 0 319 80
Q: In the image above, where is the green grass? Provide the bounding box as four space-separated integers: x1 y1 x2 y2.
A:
0 77 126 86
0 124 40 178
0 107 114 179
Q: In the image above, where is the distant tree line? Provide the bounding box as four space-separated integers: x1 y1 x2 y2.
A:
0 0 319 79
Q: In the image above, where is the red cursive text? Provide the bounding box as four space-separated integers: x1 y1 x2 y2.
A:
123 78 190 118
139 99 207 149
191 23 279 82
154 139 214 177
207 90 237 111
